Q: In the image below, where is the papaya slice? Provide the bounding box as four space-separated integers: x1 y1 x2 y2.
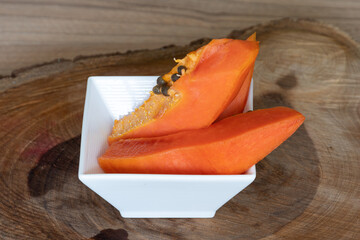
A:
108 38 259 144
217 63 254 121
99 107 305 174
217 33 256 121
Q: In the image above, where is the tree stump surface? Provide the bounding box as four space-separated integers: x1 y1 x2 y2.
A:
0 18 359 240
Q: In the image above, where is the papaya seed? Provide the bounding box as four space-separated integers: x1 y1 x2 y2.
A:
171 74 180 82
177 66 187 75
157 76 166 85
161 84 170 96
152 85 161 94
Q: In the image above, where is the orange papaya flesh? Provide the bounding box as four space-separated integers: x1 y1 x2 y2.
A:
247 32 257 41
217 33 257 121
108 38 259 144
216 63 254 121
99 107 305 174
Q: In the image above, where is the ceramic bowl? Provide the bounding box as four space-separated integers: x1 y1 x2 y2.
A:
78 76 256 218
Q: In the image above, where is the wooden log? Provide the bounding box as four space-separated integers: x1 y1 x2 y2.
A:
0 18 359 239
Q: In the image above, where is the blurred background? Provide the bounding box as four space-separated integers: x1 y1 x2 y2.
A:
1 0 359 76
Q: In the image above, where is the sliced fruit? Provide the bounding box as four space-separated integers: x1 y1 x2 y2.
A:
217 33 257 121
216 63 254 121
99 107 305 174
108 37 259 144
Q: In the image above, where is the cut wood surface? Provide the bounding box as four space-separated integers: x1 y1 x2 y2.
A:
1 0 360 76
0 18 359 239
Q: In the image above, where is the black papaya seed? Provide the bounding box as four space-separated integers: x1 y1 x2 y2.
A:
161 84 170 96
177 66 187 75
152 85 161 94
171 74 180 82
157 76 166 85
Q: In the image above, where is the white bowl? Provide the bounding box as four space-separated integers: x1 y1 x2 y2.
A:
79 76 256 218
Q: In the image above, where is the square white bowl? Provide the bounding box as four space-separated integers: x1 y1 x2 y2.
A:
79 76 256 218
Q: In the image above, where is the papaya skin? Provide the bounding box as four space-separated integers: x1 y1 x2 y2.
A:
108 38 259 144
217 33 257 121
99 107 305 175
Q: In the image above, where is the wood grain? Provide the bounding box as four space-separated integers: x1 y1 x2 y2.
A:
0 18 359 239
1 0 360 76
